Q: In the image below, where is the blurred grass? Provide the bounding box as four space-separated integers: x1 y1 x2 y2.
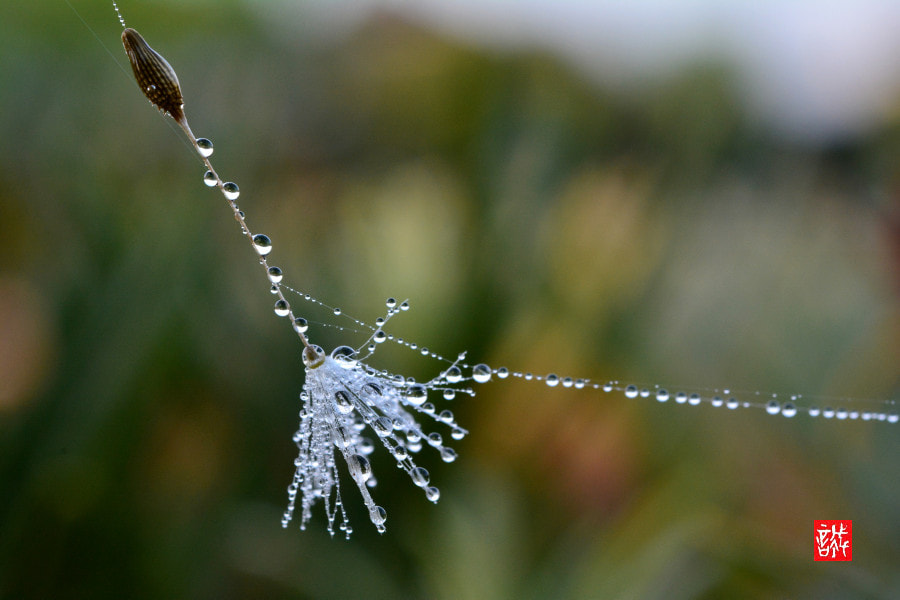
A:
0 1 898 599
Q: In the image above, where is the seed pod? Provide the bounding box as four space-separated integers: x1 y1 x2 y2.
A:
121 28 185 123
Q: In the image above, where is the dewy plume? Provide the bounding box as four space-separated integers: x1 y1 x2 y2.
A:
114 10 898 538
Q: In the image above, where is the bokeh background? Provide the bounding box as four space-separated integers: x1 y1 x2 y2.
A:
1 1 899 598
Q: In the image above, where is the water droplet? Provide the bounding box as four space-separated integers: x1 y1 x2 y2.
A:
640 389 650 398
445 366 463 383
222 182 240 200
427 432 443 446
203 170 217 187
410 467 430 487
439 409 454 424
274 299 290 317
373 416 393 437
656 389 669 402
625 385 639 399
373 329 387 344
688 393 701 406
450 429 466 440
442 389 456 400
385 297 397 309
302 345 325 368
350 454 372 482
196 137 213 157
836 408 848 420
726 398 739 409
391 445 408 460
369 505 387 527
406 384 427 406
334 390 354 414
675 392 688 404
399 301 410 311
603 383 614 393
425 486 440 502
545 374 560 387
267 266 283 283
711 396 723 407
562 377 573 388
358 437 375 454
293 317 308 333
497 367 509 379
808 406 820 417
252 234 272 256
782 403 797 418
330 346 357 368
766 400 781 415
888 413 899 424
823 407 835 419
440 447 457 463
333 307 342 316
472 364 492 383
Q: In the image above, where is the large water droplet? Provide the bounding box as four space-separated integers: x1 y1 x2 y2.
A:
385 297 397 309
440 447 457 463
203 170 217 187
223 182 240 200
656 389 669 402
274 299 290 317
472 364 492 383
334 390 354 414
330 346 358 368
369 505 387 527
196 138 213 157
293 317 308 333
425 486 440 502
252 234 272 256
782 403 797 418
373 417 393 437
410 466 430 487
625 385 639 399
545 374 560 387
267 266 283 283
445 366 462 384
373 329 386 344
766 400 781 415
406 384 428 406
350 454 371 482
302 345 325 368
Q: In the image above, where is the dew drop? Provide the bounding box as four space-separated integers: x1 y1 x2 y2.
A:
410 466 430 488
711 396 723 407
688 393 701 406
196 137 213 157
450 429 466 441
782 403 797 418
293 317 308 333
440 447 457 463
333 307 342 316
603 383 614 393
425 486 440 502
266 266 283 283
656 389 669 402
445 366 463 384
252 234 272 256
373 416 393 437
442 389 456 401
334 390 354 414
406 384 428 406
427 432 443 446
373 329 387 344
726 397 739 409
472 364 492 383
439 409 454 424
369 505 387 527
203 170 217 187
399 301 410 311
385 297 397 309
624 385 639 399
330 346 357 368
545 374 560 387
675 392 688 404
823 407 835 419
223 182 240 200
392 445 408 460
497 367 509 379
350 454 372 482
766 400 781 415
273 299 290 317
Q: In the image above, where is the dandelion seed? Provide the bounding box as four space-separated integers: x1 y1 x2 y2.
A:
282 340 471 538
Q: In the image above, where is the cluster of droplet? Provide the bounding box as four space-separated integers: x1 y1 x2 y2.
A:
282 340 483 538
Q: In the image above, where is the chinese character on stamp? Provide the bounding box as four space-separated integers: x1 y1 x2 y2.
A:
814 520 852 561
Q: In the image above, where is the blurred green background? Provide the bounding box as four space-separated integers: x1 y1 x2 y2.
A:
1 1 898 598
